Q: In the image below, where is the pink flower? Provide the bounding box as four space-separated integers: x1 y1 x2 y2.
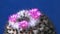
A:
9 14 19 23
19 20 28 29
28 8 41 19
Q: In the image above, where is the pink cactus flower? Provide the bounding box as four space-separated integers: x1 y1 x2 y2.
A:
9 14 19 23
19 20 28 29
28 8 41 19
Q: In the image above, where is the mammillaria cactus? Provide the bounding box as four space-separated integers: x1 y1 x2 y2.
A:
4 8 56 34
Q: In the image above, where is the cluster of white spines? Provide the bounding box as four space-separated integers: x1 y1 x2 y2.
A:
8 8 42 30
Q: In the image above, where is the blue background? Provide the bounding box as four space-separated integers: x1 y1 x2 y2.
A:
0 0 60 34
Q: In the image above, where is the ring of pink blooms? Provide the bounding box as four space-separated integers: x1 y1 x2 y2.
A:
8 8 42 29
